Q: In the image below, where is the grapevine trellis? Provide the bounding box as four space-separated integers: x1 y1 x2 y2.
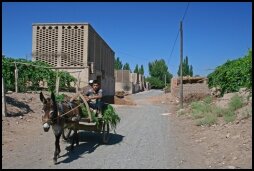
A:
2 57 88 94
14 61 87 94
2 56 90 117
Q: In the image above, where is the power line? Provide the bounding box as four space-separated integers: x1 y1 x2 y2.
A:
167 29 180 66
167 2 190 71
182 2 190 22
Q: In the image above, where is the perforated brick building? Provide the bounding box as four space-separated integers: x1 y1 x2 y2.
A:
32 23 115 100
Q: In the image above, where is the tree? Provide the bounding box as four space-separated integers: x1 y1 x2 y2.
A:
189 65 193 77
114 57 123 70
139 65 144 75
177 56 193 76
184 56 189 76
123 63 131 71
146 59 173 89
134 64 139 73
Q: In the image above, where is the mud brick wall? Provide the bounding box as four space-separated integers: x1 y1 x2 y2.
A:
171 83 210 99
115 70 146 94
115 70 131 83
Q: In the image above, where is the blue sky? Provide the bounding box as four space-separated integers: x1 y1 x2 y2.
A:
2 2 252 77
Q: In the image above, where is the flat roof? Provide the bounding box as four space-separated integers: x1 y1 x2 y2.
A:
32 22 115 54
32 23 89 26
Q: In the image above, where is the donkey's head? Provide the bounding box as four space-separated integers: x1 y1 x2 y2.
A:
40 92 57 132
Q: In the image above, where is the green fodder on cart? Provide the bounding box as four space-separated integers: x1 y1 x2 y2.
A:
102 104 121 132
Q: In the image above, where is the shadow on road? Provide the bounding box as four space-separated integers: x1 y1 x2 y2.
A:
5 96 34 116
58 131 124 164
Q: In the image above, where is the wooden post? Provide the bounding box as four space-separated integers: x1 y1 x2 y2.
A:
2 77 7 117
55 70 60 95
75 78 79 93
14 62 18 93
76 71 81 93
180 21 183 109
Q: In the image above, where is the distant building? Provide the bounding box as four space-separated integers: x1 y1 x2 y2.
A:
32 23 115 102
114 70 146 94
171 76 210 100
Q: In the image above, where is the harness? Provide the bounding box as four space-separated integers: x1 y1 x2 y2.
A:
52 103 82 120
44 94 93 124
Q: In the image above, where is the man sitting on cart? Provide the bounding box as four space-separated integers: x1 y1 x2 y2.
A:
84 80 104 118
70 80 104 121
68 80 100 121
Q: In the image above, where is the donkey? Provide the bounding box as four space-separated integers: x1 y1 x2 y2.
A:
40 92 80 164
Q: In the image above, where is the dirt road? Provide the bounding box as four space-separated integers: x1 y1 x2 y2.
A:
2 90 204 169
2 90 251 169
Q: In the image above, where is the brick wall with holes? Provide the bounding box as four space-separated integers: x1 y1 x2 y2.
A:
32 23 115 97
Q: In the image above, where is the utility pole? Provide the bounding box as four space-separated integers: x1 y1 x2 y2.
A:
180 21 183 109
2 77 7 117
14 62 18 93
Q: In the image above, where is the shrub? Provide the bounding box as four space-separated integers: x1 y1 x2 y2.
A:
207 49 252 96
195 113 217 126
203 96 212 104
213 106 227 117
228 94 244 111
190 101 212 114
223 109 236 123
189 92 247 125
191 110 205 119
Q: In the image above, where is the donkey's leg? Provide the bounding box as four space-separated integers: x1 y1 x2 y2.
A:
71 130 75 150
53 134 61 164
75 124 79 146
70 123 79 150
56 133 61 158
76 130 79 146
71 129 78 150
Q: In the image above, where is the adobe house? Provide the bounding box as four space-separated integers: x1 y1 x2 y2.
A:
32 23 115 102
171 76 210 100
114 70 146 94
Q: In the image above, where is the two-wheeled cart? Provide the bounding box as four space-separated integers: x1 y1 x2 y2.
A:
61 95 110 143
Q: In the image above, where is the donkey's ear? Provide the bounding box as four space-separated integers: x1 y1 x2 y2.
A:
40 92 46 104
51 92 56 103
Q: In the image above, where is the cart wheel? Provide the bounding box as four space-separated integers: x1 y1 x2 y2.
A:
102 122 110 144
62 125 72 140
